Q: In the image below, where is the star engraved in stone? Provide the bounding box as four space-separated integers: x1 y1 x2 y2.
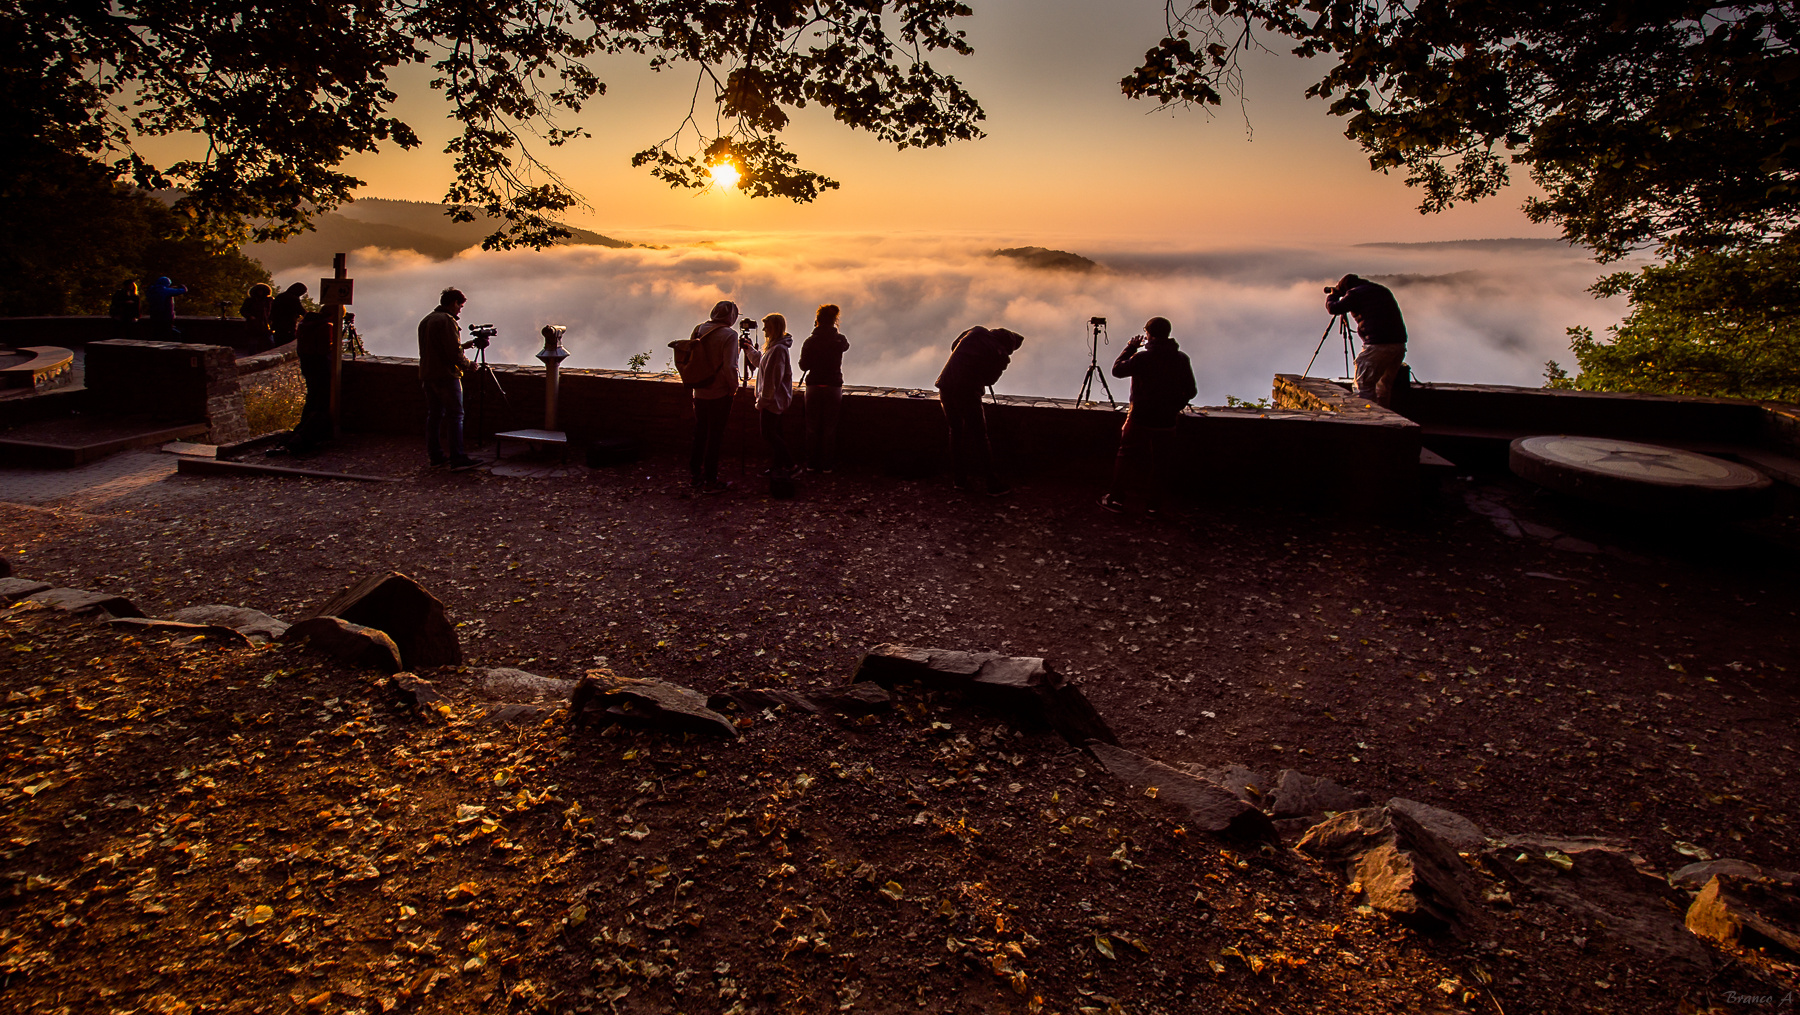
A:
1590 448 1687 473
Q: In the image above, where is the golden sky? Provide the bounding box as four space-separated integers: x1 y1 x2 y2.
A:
334 1 1554 246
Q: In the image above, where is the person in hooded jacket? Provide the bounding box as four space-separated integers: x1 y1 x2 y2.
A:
798 303 849 471
271 282 308 347
688 300 756 493
145 276 187 340
1325 273 1408 407
1099 317 1197 514
753 312 795 477
107 282 139 340
935 326 1025 496
240 283 275 352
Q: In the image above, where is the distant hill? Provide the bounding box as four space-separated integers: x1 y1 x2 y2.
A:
245 197 631 271
991 246 1099 272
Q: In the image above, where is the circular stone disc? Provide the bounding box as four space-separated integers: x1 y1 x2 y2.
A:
1510 435 1770 513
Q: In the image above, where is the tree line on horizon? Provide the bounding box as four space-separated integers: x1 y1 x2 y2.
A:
2 1 1795 401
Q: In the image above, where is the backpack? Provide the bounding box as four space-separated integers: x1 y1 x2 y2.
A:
670 325 725 389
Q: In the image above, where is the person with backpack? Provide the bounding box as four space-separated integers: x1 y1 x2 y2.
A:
935 325 1025 496
1099 317 1197 514
679 300 754 494
145 276 187 340
754 312 795 481
798 303 849 472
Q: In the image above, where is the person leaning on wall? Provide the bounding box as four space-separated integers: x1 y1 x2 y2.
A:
798 303 849 472
1325 273 1408 408
1099 316 1197 515
935 325 1025 497
240 283 275 353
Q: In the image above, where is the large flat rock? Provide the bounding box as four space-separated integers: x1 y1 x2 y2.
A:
171 604 290 642
852 643 1115 746
569 670 738 738
281 616 404 673
1087 743 1274 841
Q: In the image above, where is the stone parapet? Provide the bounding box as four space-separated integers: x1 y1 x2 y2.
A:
341 357 1423 513
84 339 249 444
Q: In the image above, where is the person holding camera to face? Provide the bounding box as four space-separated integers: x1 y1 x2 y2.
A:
1099 317 1197 515
417 287 480 471
1325 273 1408 408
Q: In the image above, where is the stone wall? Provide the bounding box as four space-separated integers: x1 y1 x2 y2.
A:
1 316 256 350
1389 381 1777 446
84 340 249 444
341 356 1422 511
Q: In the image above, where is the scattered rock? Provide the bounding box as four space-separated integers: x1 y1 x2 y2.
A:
1686 875 1800 989
1297 807 1476 934
389 673 450 715
1488 837 1709 969
852 644 1115 746
1177 763 1269 806
106 617 252 648
0 577 52 603
304 572 461 669
479 668 577 703
1086 743 1275 841
569 669 738 738
1387 797 1487 852
482 703 551 726
708 683 893 717
281 616 404 673
171 605 290 642
23 588 144 618
1266 769 1365 818
1670 859 1769 891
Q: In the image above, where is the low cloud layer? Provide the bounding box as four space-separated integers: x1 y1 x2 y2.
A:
306 234 1628 406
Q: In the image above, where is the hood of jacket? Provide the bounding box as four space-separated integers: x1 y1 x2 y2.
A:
710 300 739 327
763 331 793 352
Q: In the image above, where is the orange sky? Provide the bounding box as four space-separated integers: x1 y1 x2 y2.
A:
326 1 1557 247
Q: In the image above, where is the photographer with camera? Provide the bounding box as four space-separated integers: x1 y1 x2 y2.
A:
936 325 1025 496
417 287 481 471
687 300 756 494
1099 317 1197 515
1325 273 1408 408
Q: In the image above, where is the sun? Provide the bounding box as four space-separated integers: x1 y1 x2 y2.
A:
707 161 741 189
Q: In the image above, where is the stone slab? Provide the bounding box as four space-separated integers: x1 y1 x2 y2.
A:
281 616 404 673
0 577 52 603
306 572 461 669
852 643 1116 746
569 670 738 738
170 604 289 641
23 587 144 618
106 617 252 648
1087 742 1275 841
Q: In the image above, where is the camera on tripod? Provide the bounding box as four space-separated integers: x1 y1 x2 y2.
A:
468 323 498 350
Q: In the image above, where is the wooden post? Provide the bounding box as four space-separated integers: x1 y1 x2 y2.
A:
326 252 348 433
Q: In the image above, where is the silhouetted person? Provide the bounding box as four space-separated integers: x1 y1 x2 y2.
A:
146 276 186 340
1100 317 1196 514
799 303 849 472
418 287 478 470
936 326 1024 496
107 282 139 339
688 300 752 494
271 282 308 347
291 311 334 452
754 312 795 478
1325 273 1408 407
240 283 274 352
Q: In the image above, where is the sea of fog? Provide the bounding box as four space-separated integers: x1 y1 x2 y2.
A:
307 234 1632 406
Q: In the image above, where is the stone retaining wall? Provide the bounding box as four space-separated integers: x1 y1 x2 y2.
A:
0 316 255 350
342 356 1422 512
84 340 249 444
1391 380 1797 452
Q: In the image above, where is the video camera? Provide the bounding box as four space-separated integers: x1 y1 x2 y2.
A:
467 323 498 350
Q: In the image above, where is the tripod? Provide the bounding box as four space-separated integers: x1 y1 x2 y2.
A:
465 344 513 448
1076 316 1116 406
1304 314 1356 379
